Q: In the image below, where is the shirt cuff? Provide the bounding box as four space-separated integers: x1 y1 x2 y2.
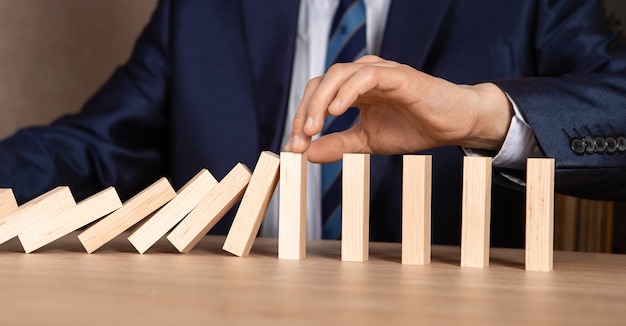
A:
463 93 544 170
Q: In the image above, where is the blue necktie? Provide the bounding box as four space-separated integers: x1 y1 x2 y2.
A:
321 0 367 239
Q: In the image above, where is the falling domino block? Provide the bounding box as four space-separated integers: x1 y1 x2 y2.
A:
19 187 122 253
525 158 555 272
461 156 492 268
77 178 176 253
0 189 18 218
223 151 280 257
278 152 307 260
167 163 251 253
342 153 370 262
0 187 76 246
402 155 432 265
128 169 218 254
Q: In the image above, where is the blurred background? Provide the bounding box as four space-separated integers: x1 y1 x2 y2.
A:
0 0 625 252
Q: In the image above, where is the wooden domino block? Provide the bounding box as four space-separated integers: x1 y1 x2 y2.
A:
223 151 280 257
341 153 370 262
0 187 76 246
278 152 307 260
0 189 18 218
525 158 555 272
19 187 122 253
460 156 492 268
77 178 176 253
167 163 251 253
402 155 432 265
128 169 218 254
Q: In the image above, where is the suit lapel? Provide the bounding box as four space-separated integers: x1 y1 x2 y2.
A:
239 0 301 152
381 0 452 69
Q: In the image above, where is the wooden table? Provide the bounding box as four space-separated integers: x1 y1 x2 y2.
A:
0 233 624 325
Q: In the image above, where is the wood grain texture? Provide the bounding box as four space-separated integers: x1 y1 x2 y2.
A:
278 152 307 260
77 177 176 253
0 189 18 218
402 155 432 265
0 186 76 246
526 158 555 272
19 187 122 253
128 169 218 254
0 233 623 325
461 156 492 268
223 151 280 257
167 163 251 253
341 153 370 262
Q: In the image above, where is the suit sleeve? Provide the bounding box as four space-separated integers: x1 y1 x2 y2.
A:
493 0 626 200
0 0 172 202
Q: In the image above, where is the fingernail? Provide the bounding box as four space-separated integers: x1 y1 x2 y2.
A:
304 116 314 130
329 98 341 110
292 135 301 148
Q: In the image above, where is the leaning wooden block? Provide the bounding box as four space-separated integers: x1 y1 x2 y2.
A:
77 178 176 253
278 152 307 260
342 153 370 262
402 155 432 265
223 151 280 257
460 156 492 268
525 158 555 272
128 169 218 254
167 163 251 253
0 186 76 246
0 189 18 218
19 187 122 253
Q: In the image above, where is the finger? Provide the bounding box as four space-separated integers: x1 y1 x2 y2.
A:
286 76 324 152
306 126 368 163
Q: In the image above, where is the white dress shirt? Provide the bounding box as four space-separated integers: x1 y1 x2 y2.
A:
260 0 540 239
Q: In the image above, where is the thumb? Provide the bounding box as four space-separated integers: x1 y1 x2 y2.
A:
306 127 368 163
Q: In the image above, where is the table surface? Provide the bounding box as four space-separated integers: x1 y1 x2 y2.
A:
0 233 624 325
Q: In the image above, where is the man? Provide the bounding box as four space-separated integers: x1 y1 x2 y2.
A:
0 0 625 247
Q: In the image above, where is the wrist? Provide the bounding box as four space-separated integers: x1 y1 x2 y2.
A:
461 82 514 150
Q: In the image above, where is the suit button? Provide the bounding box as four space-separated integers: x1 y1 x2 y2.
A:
618 136 626 152
595 137 607 153
570 138 585 155
583 136 596 154
606 137 618 153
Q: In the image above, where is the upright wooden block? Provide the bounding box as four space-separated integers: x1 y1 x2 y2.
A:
77 178 176 253
460 156 492 268
167 163 251 253
402 155 432 265
278 152 307 260
19 187 122 253
341 153 370 262
0 189 18 218
223 152 280 257
128 169 218 254
526 158 555 272
0 187 76 246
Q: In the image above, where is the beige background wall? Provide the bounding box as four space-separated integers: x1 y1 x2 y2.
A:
0 0 157 138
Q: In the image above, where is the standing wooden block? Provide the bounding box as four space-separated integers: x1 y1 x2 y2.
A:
223 152 280 257
0 189 18 218
128 169 218 254
525 158 555 272
77 178 176 253
460 156 492 268
19 187 122 253
278 152 307 260
0 187 76 246
402 155 432 265
167 163 251 253
341 153 370 262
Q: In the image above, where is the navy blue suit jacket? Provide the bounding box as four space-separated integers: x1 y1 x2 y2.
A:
1 0 625 247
